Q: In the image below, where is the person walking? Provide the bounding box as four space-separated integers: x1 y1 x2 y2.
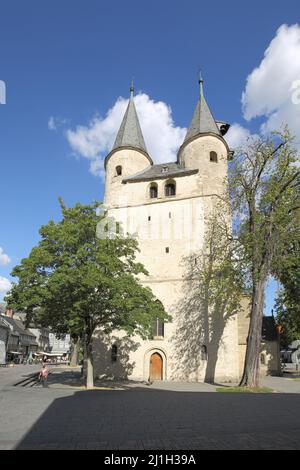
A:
39 364 49 388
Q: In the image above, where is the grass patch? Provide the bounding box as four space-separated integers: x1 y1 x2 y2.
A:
216 386 274 393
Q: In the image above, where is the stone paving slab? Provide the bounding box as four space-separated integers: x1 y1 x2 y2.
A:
0 385 299 450
2 367 300 450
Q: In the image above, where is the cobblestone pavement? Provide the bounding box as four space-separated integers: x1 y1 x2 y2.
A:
0 368 300 450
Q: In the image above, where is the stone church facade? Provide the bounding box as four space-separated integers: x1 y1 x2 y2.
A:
93 80 279 383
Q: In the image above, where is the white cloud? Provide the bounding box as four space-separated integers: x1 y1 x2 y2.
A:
0 247 10 266
48 116 69 132
0 276 12 294
225 123 254 148
62 25 300 172
242 24 300 142
66 93 186 176
48 116 56 131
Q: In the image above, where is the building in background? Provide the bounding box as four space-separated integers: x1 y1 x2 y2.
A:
0 316 10 364
4 314 38 361
49 332 71 357
0 306 70 362
13 312 50 353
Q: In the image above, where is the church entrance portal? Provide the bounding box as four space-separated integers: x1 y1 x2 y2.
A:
149 352 163 381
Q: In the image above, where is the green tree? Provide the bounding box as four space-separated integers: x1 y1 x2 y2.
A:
274 226 300 348
5 200 169 388
229 130 300 387
275 289 300 349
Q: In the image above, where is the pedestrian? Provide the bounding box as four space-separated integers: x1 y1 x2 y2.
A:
39 364 49 388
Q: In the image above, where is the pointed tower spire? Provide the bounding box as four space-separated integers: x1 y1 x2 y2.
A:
199 70 203 97
130 77 134 98
112 82 147 153
184 73 220 142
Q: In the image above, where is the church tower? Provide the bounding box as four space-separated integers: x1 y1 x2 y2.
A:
178 73 231 197
104 84 153 207
95 78 240 384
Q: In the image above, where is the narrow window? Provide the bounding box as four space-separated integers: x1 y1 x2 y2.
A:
148 216 151 221
165 247 169 253
149 183 158 199
165 181 176 197
111 344 118 362
115 165 122 176
210 151 218 163
153 318 164 337
169 212 171 219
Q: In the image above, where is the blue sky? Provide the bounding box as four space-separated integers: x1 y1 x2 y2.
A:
0 0 300 311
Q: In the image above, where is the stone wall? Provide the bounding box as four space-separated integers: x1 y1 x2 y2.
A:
94 133 241 383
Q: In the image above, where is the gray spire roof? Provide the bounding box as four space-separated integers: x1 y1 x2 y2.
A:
112 89 147 153
184 77 221 142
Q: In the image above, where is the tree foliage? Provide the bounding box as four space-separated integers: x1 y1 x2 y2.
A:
5 200 169 387
229 129 300 386
274 223 300 348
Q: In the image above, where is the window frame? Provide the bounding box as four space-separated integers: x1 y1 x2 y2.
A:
149 182 158 199
164 179 176 197
153 318 164 338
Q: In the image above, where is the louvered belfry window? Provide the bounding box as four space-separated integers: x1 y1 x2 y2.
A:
150 183 158 198
165 181 176 197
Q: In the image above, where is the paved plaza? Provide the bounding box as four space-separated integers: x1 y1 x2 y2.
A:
1 366 300 450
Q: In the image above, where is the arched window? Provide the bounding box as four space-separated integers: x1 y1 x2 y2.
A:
210 151 218 163
111 344 118 362
149 183 158 199
115 165 122 176
165 180 176 197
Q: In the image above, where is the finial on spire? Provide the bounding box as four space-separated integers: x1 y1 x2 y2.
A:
130 78 134 98
198 70 203 97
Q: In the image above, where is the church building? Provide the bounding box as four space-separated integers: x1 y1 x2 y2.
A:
93 78 280 383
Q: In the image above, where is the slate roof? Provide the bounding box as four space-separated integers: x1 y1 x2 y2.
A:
3 316 38 344
112 92 147 154
184 90 221 142
123 162 198 183
0 316 10 331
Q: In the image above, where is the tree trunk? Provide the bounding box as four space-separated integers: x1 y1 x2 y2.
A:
70 336 80 367
84 332 94 389
86 344 94 388
240 277 266 387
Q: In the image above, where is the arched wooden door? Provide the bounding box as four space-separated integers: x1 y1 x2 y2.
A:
150 352 163 381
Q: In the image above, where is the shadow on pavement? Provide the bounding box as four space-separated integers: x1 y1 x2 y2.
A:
16 389 300 450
